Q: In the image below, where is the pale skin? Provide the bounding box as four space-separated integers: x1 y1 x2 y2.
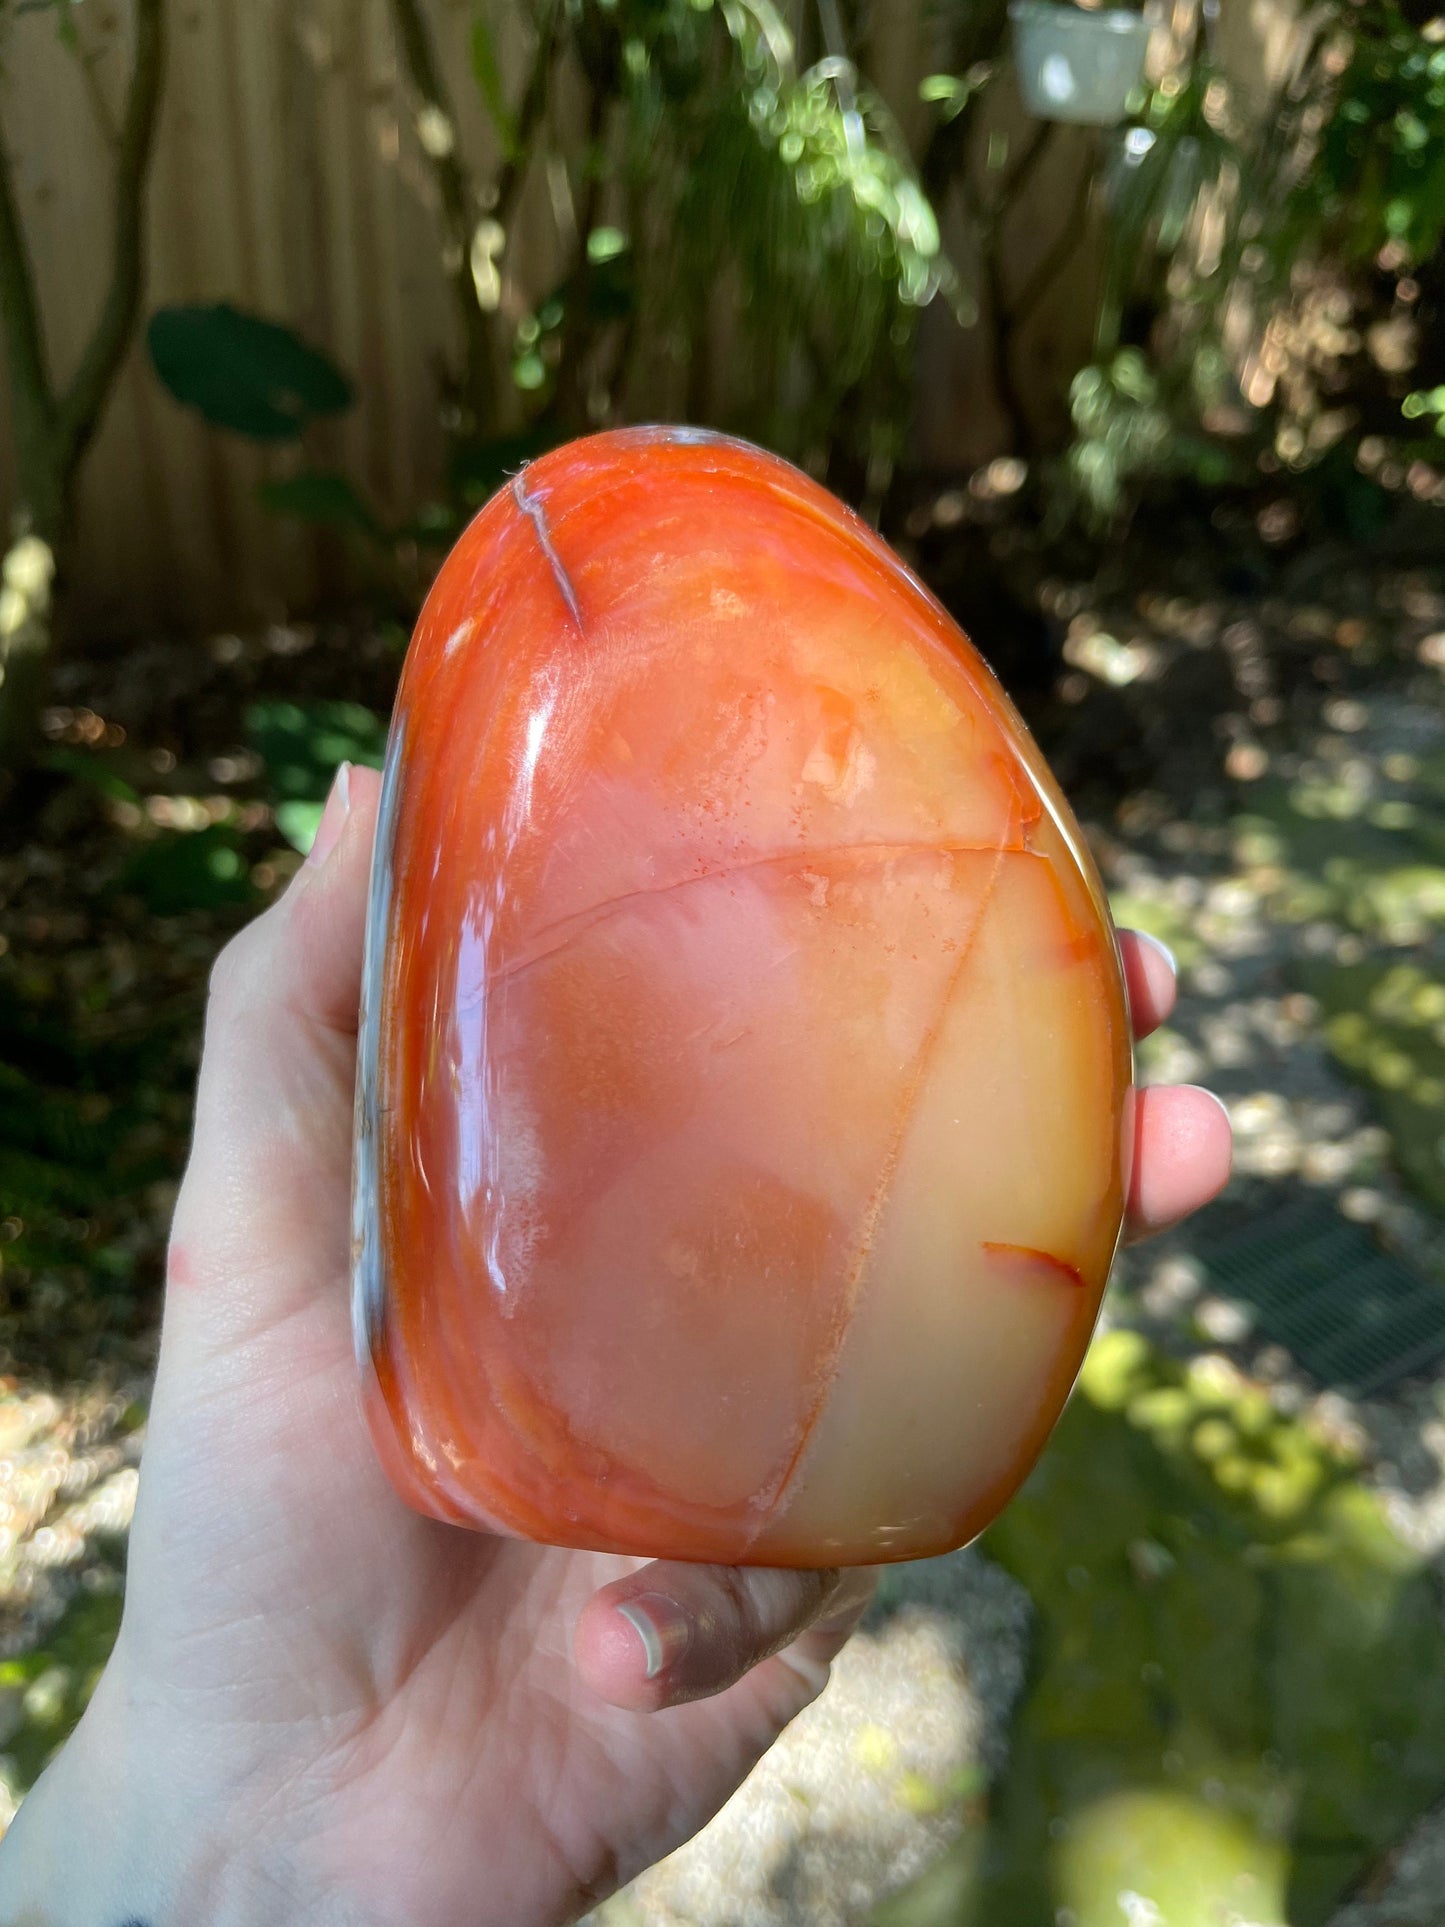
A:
0 763 1231 1927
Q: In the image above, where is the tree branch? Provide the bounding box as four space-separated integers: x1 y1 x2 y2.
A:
390 0 495 423
56 0 165 476
550 74 608 431
58 0 122 151
995 120 1052 221
491 0 561 243
0 114 58 512
1007 149 1095 331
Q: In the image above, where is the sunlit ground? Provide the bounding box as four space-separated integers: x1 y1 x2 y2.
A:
4 535 1445 1924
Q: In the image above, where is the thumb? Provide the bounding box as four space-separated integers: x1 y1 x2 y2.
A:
162 761 383 1362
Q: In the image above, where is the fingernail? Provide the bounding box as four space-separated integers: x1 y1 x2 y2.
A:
616 1592 692 1681
815 1568 878 1635
306 762 352 869
1182 1084 1234 1129
1135 930 1177 978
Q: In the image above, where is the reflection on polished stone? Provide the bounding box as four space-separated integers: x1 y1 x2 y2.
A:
353 428 1131 1564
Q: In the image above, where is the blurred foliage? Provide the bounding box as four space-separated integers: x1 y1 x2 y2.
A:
1297 7 1445 266
131 0 1445 550
619 21 940 457
882 1330 1445 1926
146 0 951 552
1228 734 1445 1217
246 698 387 854
0 1584 123 1793
1055 1 1445 526
0 944 188 1379
1304 957 1445 1215
117 823 256 917
467 0 950 490
1064 348 1236 526
0 689 392 1378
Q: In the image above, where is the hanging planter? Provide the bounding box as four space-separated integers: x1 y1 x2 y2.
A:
1009 2 1154 126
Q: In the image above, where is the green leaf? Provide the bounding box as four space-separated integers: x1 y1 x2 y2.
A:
586 225 629 264
275 800 327 856
147 305 354 442
257 471 383 540
38 747 140 804
119 826 256 915
469 12 518 159
1403 386 1445 423
919 70 980 122
246 699 388 804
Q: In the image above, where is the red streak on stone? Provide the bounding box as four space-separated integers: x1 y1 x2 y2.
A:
981 1242 1087 1290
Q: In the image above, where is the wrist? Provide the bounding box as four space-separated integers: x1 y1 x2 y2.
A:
0 1643 369 1927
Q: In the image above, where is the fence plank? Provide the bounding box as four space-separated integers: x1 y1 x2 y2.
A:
0 0 1301 638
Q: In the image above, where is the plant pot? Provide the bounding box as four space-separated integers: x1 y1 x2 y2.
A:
1009 1 1153 126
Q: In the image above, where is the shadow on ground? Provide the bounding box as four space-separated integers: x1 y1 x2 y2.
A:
875 1332 1445 1927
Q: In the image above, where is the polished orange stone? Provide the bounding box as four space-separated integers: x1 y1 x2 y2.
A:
353 428 1132 1566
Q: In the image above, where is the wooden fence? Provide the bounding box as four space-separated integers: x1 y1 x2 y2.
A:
0 0 1299 639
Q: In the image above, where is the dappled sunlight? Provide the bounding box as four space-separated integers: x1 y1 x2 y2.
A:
8 527 1445 1920
878 1331 1445 1927
587 520 1445 1925
616 1601 1002 1925
0 1384 139 1824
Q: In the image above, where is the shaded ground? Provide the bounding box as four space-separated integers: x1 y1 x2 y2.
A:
4 505 1445 1921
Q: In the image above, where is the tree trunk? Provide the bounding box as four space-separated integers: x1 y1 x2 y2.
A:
0 0 164 787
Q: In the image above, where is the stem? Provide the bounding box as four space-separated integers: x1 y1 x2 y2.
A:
0 114 58 521
59 0 122 151
56 0 165 477
1008 147 1095 331
389 0 495 424
963 121 1061 452
989 171 1093 455
986 222 1029 449
959 169 1027 449
603 167 645 416
551 76 609 431
492 0 561 243
996 120 1051 222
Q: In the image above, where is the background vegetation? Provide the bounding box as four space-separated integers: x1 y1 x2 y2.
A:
4 0 1445 1920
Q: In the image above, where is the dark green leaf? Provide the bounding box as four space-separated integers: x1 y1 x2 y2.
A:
147 304 354 441
38 747 141 804
246 699 388 804
119 826 257 915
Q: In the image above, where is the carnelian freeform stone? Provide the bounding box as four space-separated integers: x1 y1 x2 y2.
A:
353 428 1132 1567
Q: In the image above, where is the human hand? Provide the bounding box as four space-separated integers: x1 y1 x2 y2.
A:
0 764 1229 1927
